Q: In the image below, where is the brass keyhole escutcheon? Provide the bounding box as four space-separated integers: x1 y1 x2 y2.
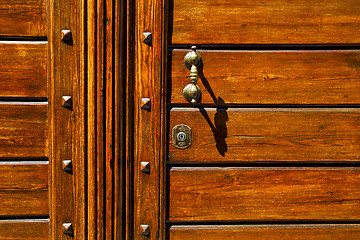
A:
172 124 191 149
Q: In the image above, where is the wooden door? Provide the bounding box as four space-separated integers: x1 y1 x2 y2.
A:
131 0 360 239
0 0 87 238
0 1 49 238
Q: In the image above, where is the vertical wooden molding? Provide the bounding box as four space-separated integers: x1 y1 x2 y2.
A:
87 0 123 238
114 0 126 238
87 0 97 237
126 0 136 239
133 0 166 239
95 0 105 236
49 0 86 236
87 0 105 237
105 0 114 239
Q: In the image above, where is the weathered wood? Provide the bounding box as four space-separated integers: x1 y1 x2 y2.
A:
0 162 48 216
87 0 99 237
113 0 125 238
86 0 105 237
168 225 360 239
0 103 47 158
169 108 360 163
0 0 46 37
0 43 47 98
171 0 360 44
168 167 360 221
48 0 86 236
0 219 49 239
105 0 115 237
133 0 166 239
125 2 135 239
170 50 360 104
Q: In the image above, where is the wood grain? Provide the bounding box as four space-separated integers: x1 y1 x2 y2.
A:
168 167 360 221
168 225 360 240
48 0 87 234
170 50 360 104
0 219 49 239
0 0 46 37
0 43 47 98
132 0 166 239
0 162 48 216
171 0 360 44
87 0 106 237
169 108 360 162
0 103 48 158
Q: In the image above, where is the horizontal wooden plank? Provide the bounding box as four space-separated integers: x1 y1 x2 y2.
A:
168 167 360 221
0 43 47 98
0 162 48 216
169 108 360 162
0 219 49 239
171 0 360 44
0 0 46 37
168 225 360 239
170 50 360 104
0 103 48 158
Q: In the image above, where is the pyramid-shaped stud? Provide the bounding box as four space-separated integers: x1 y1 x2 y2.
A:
140 162 150 174
62 160 72 174
62 96 73 110
61 30 73 45
142 32 152 45
140 224 150 237
141 98 151 111
63 223 74 237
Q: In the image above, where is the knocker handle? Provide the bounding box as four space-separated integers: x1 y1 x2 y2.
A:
183 46 201 103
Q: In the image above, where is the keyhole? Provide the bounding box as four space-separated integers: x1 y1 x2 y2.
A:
177 132 186 141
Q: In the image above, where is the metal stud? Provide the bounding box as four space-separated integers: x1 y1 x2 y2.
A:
61 30 73 45
62 96 73 110
140 162 150 174
140 224 150 237
62 160 72 174
142 32 152 45
63 223 74 237
141 98 151 111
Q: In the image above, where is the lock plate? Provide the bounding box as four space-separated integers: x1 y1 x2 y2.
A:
172 124 191 149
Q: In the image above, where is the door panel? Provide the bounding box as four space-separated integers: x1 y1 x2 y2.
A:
0 43 47 98
0 162 49 216
168 225 360 240
0 103 48 158
133 0 360 238
171 0 360 44
170 50 360 105
168 167 360 221
169 108 360 163
0 0 47 37
0 220 49 239
0 0 50 236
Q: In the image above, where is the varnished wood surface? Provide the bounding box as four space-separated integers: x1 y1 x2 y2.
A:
170 50 360 104
0 219 49 239
48 0 87 234
169 108 360 163
87 0 106 237
0 0 46 37
171 0 360 44
0 42 47 98
133 0 167 239
0 162 48 216
0 103 47 158
168 225 360 239
168 167 360 221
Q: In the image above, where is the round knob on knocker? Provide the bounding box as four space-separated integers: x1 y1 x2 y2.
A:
183 46 201 103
